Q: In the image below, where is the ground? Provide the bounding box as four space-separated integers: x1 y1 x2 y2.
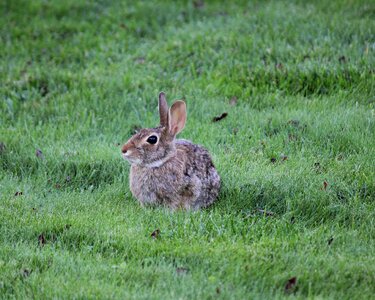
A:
0 0 374 299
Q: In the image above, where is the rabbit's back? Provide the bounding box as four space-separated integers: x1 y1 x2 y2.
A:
176 140 220 209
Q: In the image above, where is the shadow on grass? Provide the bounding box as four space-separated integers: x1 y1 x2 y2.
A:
0 148 127 190
1 142 374 226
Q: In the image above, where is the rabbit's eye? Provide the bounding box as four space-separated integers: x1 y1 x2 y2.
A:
146 135 158 144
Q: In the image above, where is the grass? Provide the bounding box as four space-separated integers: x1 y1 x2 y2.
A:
1 0 374 298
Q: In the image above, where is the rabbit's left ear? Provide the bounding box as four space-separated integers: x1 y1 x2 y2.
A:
169 100 186 136
159 92 169 127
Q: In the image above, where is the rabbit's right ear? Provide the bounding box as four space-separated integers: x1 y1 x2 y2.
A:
159 92 169 127
169 100 186 136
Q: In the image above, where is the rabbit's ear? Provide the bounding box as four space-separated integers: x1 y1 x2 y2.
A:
169 100 186 136
159 92 169 127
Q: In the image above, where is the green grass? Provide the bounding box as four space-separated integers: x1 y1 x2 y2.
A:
1 0 374 298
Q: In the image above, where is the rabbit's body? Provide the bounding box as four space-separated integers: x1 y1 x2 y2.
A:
129 139 220 209
122 92 220 210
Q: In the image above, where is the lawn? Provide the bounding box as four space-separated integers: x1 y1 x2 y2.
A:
1 0 374 299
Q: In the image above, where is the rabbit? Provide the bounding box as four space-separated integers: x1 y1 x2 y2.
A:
121 92 220 210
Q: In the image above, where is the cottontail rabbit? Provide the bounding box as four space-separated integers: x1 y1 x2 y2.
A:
122 92 220 209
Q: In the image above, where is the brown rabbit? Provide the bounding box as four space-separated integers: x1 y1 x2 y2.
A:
121 92 220 209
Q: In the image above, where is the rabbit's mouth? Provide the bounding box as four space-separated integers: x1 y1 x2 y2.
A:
122 151 142 165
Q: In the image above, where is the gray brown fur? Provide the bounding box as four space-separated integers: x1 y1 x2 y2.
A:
121 92 220 210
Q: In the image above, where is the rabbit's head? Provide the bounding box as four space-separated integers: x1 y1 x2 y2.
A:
121 92 186 167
